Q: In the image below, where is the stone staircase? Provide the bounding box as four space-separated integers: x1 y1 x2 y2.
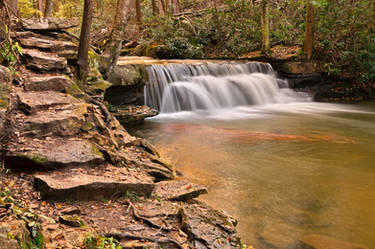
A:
1 18 241 249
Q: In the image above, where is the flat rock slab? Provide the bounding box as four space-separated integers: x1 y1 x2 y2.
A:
22 49 68 72
19 37 77 52
17 90 78 113
153 181 207 201
113 105 159 126
299 234 368 249
34 171 155 200
5 138 104 171
19 103 87 137
24 75 71 92
22 18 79 30
180 201 239 248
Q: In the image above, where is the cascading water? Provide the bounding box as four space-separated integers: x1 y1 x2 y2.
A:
144 62 311 113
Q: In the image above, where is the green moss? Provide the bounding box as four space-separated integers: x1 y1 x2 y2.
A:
90 143 104 159
15 154 48 164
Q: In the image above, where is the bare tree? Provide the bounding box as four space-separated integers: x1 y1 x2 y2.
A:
158 0 165 15
77 0 94 82
171 0 179 14
303 0 314 59
135 0 141 23
260 0 271 56
151 0 157 15
44 0 52 17
37 0 43 16
101 0 130 77
8 0 17 16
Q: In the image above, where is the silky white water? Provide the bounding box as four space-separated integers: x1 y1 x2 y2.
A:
144 62 306 114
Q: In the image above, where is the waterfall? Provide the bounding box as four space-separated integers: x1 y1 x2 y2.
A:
145 62 310 113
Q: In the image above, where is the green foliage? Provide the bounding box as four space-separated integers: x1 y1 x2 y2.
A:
314 0 375 82
83 234 122 249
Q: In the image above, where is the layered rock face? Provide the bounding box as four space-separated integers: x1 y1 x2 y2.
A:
0 19 242 249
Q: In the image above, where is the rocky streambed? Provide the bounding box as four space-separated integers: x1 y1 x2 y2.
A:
0 18 242 249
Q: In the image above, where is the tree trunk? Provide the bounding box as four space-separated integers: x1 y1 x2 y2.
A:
151 0 157 15
158 0 165 15
102 0 130 77
135 0 141 23
77 0 94 83
171 0 179 14
303 0 314 59
44 0 52 17
260 0 270 56
37 0 43 16
8 0 17 16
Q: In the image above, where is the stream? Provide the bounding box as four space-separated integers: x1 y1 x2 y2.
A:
129 62 375 248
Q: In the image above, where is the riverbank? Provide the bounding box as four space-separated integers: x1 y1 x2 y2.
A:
0 18 242 249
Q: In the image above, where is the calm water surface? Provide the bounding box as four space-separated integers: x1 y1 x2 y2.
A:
131 102 375 248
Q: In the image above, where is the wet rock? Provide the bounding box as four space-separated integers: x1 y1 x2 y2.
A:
22 18 79 30
180 201 240 248
106 64 146 86
18 103 87 137
24 75 71 92
59 215 84 227
16 90 79 114
259 223 304 249
153 180 208 201
299 234 368 249
5 138 104 171
111 105 158 126
34 171 155 200
19 37 77 52
275 61 325 75
22 49 68 72
141 161 174 180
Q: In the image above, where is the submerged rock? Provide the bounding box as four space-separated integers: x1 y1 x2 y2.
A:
299 234 368 249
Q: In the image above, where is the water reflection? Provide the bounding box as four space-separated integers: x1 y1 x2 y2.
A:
132 102 375 249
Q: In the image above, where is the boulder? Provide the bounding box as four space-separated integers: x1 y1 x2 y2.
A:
5 138 104 171
153 180 208 201
22 18 79 30
0 220 32 249
275 61 325 75
24 75 71 92
34 171 155 200
0 65 11 109
16 90 79 114
106 64 147 86
299 234 368 249
22 49 68 72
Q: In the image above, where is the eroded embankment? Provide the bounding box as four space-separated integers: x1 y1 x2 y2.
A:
0 18 242 249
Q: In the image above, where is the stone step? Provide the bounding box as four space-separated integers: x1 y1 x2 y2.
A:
22 49 68 72
5 138 104 171
21 18 79 31
153 180 208 201
34 166 155 200
16 90 79 114
24 75 71 92
16 103 87 137
18 37 77 52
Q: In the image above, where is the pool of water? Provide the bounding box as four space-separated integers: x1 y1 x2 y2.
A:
130 102 375 248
